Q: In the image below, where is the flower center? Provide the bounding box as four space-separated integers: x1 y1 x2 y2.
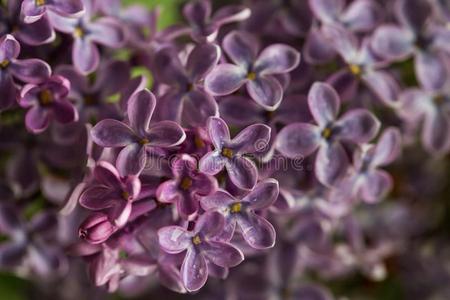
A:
194 135 205 149
35 0 46 6
192 235 202 245
38 89 54 106
139 138 150 145
186 83 194 92
230 202 242 213
321 127 332 139
0 60 9 69
180 177 193 190
122 191 130 200
433 94 446 106
221 147 233 158
119 250 128 259
74 26 85 38
246 72 257 80
349 64 362 76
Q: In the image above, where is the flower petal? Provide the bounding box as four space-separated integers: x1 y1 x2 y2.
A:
94 161 122 188
243 178 279 210
181 249 208 292
183 89 219 127
360 170 393 203
202 241 243 268
219 95 264 126
158 226 190 254
128 89 156 136
230 123 271 154
195 211 225 238
363 70 401 107
204 64 246 96
372 127 402 167
147 121 186 147
116 143 146 177
186 43 221 82
308 0 344 23
25 106 50 133
88 17 126 48
237 213 276 249
336 109 380 143
207 116 230 149
254 44 300 75
222 30 258 67
0 34 20 60
246 75 283 110
225 156 257 190
276 123 321 158
415 51 448 91
79 186 120 210
199 151 226 175
53 99 78 124
0 73 17 111
73 38 99 74
91 119 136 147
303 27 336 64
422 109 450 154
315 142 349 186
10 59 51 83
326 69 358 102
200 190 236 211
156 180 180 204
308 82 340 127
341 0 381 32
370 25 414 61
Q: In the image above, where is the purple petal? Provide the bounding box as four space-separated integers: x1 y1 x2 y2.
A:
183 89 219 127
158 226 190 254
372 127 402 167
128 89 156 136
395 0 431 33
79 186 120 210
15 17 55 45
93 60 130 96
204 64 246 96
47 0 84 17
0 242 26 267
370 25 414 61
181 249 208 292
88 17 126 48
192 173 217 196
422 110 450 154
321 25 358 62
156 180 179 204
363 71 401 107
91 119 136 147
415 51 448 91
0 34 20 60
254 44 300 75
25 106 50 133
0 203 21 234
219 95 263 126
326 69 358 102
276 123 321 158
94 161 122 188
303 27 336 64
308 0 344 23
213 5 251 25
237 213 276 249
222 30 258 67
73 39 99 74
186 43 221 82
202 241 243 268
207 116 230 149
0 73 17 111
199 151 226 175
246 75 283 110
200 190 236 211
308 82 340 126
243 178 279 210
183 0 211 27
231 123 271 154
53 99 78 124
315 142 349 186
195 211 225 238
116 143 146 177
361 170 393 203
341 0 381 32
336 109 381 143
225 156 257 190
10 59 51 83
147 121 186 147
21 0 45 23
152 47 188 86
176 194 199 219
47 10 77 33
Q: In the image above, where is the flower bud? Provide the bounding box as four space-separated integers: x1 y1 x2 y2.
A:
79 213 115 244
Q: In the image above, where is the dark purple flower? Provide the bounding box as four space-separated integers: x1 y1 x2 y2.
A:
205 30 300 110
201 179 279 249
152 43 220 126
276 82 380 186
183 0 251 42
158 211 244 292
79 161 141 227
79 212 116 244
48 0 126 74
157 154 217 220
199 116 271 190
19 75 78 133
0 34 51 110
91 89 186 177
21 0 84 24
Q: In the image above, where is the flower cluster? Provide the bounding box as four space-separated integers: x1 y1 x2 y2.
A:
1 0 450 299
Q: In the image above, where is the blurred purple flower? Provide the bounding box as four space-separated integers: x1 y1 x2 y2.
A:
21 0 84 24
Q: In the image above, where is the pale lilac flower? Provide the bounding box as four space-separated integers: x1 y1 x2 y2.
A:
21 0 84 24
276 82 380 186
158 211 244 292
201 179 279 249
199 116 271 190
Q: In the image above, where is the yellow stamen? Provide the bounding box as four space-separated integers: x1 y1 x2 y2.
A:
349 64 362 76
74 27 85 38
35 0 46 6
38 89 53 106
221 147 233 158
192 235 201 245
122 191 130 200
230 202 242 213
321 127 332 139
0 60 9 68
434 95 445 106
180 177 192 190
194 135 205 149
186 83 194 92
246 72 257 80
139 138 150 145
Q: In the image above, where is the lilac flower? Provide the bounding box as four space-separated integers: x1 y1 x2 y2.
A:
157 154 217 220
79 161 141 227
19 75 78 133
183 0 251 42
21 0 84 24
78 212 116 244
91 89 186 177
331 127 402 204
158 211 244 292
276 82 380 186
371 0 450 90
48 0 126 74
152 43 220 126
199 116 271 190
200 179 279 249
0 34 51 110
205 30 300 110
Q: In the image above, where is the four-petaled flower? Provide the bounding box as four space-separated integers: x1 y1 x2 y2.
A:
199 116 271 190
205 30 300 110
200 178 279 249
91 89 186 177
20 0 84 24
158 211 244 292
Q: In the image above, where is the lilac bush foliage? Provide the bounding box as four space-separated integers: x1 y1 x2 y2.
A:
0 0 450 299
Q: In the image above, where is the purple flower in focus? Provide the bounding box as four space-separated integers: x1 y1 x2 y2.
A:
183 0 251 42
19 75 78 133
157 154 218 220
205 30 300 110
199 116 271 190
152 43 220 126
158 211 244 292
201 179 279 249
79 161 141 227
276 82 380 186
0 34 51 110
48 0 126 74
21 0 84 24
91 89 186 177
79 212 116 244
